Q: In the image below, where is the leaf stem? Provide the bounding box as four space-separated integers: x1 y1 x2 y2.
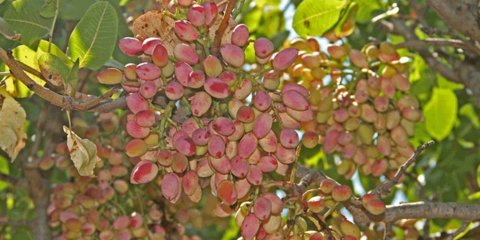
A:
48 0 61 52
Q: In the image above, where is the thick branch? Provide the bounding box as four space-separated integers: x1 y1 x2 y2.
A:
385 202 480 222
396 38 480 55
295 164 480 223
426 0 480 43
0 48 124 112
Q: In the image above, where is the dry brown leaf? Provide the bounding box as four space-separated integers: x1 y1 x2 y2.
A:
0 91 27 161
132 10 234 55
63 126 100 177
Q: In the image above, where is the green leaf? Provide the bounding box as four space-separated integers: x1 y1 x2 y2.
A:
293 0 348 37
66 60 79 94
243 7 262 32
256 0 280 7
477 165 480 188
437 74 464 90
40 0 57 18
459 104 480 128
59 0 96 20
335 2 358 38
0 16 19 40
67 1 118 70
37 52 70 86
3 0 54 46
354 0 381 23
257 7 285 38
37 40 71 64
0 156 9 190
424 88 458 141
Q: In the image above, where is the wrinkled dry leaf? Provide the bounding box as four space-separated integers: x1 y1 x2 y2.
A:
63 126 100 176
132 10 234 55
0 91 27 161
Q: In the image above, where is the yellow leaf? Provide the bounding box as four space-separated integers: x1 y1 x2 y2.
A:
63 126 100 176
0 91 27 161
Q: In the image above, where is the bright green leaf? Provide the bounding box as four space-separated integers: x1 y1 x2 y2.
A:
37 40 71 64
5 45 45 98
4 0 54 46
437 74 464 90
257 7 285 38
0 156 9 190
256 0 280 7
293 0 348 37
67 1 118 70
335 2 358 38
243 7 262 32
424 88 458 141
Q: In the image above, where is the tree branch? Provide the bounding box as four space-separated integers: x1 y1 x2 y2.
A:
0 47 124 112
396 38 480 55
212 0 236 55
378 19 461 83
372 140 434 196
295 164 480 224
426 0 480 44
385 202 480 222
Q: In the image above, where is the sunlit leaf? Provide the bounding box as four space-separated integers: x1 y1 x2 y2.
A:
67 1 118 70
437 74 464 90
293 0 348 37
4 45 45 98
37 52 70 87
0 90 27 161
0 156 9 190
424 88 458 141
63 126 100 176
257 7 285 38
243 7 262 32
37 40 71 63
335 2 358 38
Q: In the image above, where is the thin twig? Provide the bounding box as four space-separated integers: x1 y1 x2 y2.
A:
47 0 61 52
372 140 435 196
212 0 236 55
445 222 470 240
